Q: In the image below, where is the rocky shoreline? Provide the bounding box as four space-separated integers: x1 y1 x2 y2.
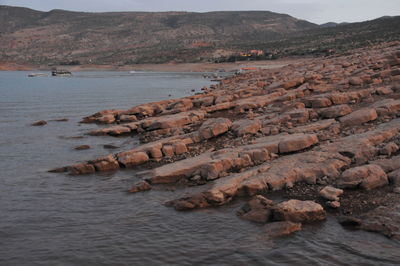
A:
51 42 400 239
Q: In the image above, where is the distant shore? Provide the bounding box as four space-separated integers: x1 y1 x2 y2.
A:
0 58 309 73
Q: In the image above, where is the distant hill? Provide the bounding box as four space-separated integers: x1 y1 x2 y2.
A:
0 5 316 65
0 5 399 66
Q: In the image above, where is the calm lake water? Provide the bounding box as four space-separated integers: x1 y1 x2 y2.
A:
0 71 399 265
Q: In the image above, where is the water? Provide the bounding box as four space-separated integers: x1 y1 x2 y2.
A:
0 71 399 265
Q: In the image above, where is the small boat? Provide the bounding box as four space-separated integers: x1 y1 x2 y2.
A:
28 73 48 77
51 69 72 76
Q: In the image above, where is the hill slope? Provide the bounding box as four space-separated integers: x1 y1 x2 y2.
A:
0 5 317 65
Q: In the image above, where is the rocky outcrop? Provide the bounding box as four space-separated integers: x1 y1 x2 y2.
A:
273 200 326 223
339 204 400 240
337 164 388 190
51 43 400 239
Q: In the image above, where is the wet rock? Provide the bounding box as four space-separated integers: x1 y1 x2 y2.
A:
338 164 388 190
264 221 302 238
319 186 344 201
237 195 275 223
273 200 326 223
339 108 378 127
339 204 400 240
74 145 90 150
67 163 95 175
89 155 119 172
130 180 152 193
53 118 69 122
319 105 352 118
231 119 261 136
31 120 47 126
119 114 138 122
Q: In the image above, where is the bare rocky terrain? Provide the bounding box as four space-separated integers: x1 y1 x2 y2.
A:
1 5 399 68
48 42 400 238
0 5 315 66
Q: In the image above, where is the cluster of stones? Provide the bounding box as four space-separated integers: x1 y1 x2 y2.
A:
53 42 400 238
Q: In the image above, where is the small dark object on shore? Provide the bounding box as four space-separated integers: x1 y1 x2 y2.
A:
103 144 119 149
74 145 90 150
31 120 47 126
52 118 69 122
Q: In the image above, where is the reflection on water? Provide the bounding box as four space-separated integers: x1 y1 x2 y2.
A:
0 71 399 265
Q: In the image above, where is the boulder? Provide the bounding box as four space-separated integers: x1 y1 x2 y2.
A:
273 200 326 223
130 181 152 193
231 119 262 136
90 155 120 172
237 195 275 223
338 164 388 190
379 142 399 156
117 151 149 168
349 77 363 86
67 163 96 175
339 108 378 127
369 156 400 173
278 134 319 153
264 221 302 238
319 105 352 118
198 118 232 140
319 186 344 201
339 204 400 240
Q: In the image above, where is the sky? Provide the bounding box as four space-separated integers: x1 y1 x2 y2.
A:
1 0 399 24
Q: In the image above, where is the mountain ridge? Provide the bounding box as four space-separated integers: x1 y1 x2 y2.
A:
0 5 399 66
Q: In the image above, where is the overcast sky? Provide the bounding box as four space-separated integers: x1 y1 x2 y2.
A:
1 0 399 24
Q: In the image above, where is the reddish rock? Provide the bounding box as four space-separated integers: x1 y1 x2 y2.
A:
379 142 399 156
130 180 152 193
119 114 138 122
278 134 318 153
117 151 149 167
96 114 116 124
308 97 333 108
231 119 261 136
90 155 120 172
273 200 326 223
338 164 388 190
67 163 96 175
349 77 363 86
173 143 188 155
264 221 302 237
237 195 275 223
162 145 175 157
370 156 400 173
339 108 378 127
319 104 352 118
198 118 232 140
319 186 344 201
